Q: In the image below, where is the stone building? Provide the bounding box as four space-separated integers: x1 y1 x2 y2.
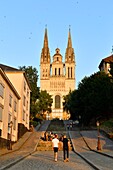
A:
40 28 76 120
0 64 31 141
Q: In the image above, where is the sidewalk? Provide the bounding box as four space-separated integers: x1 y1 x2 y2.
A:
80 130 113 157
0 123 42 156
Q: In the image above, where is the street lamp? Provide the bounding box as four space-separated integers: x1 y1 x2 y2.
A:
8 121 13 150
96 121 101 151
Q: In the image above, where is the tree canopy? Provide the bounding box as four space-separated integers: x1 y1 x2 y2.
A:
35 90 53 119
63 71 113 126
18 66 40 118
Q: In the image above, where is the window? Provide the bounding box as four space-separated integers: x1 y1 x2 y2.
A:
8 114 11 124
13 117 16 130
59 68 60 75
23 96 26 106
26 101 28 110
0 106 3 121
9 95 12 107
27 89 29 97
24 82 26 91
55 68 57 75
71 67 72 78
23 110 25 121
0 83 4 98
14 101 17 112
55 95 60 108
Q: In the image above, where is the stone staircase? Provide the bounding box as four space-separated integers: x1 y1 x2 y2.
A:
37 139 73 151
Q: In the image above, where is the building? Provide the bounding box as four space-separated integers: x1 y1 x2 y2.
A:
40 28 76 120
0 68 20 143
0 64 31 140
99 54 113 75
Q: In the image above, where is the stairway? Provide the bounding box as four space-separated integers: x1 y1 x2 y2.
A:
37 139 73 151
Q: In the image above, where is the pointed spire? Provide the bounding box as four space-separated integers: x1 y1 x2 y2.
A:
65 26 75 62
41 26 51 63
67 25 72 48
43 26 48 48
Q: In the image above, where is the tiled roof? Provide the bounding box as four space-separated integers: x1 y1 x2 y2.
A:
103 54 113 62
99 54 113 69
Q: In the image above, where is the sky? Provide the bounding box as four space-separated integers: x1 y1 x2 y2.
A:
0 0 113 88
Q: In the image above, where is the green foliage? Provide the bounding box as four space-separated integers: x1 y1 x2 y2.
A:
18 66 40 118
47 120 65 131
36 90 53 115
63 71 113 126
101 119 113 128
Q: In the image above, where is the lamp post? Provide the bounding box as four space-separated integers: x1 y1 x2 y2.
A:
96 121 101 150
8 121 13 150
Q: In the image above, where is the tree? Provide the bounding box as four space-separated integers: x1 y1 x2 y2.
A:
63 71 113 126
18 66 40 118
35 90 53 119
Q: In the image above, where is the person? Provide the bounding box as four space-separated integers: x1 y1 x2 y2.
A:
62 135 69 162
52 134 59 162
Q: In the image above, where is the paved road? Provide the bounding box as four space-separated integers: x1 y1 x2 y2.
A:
1 120 113 170
7 151 94 170
70 131 113 170
0 121 51 170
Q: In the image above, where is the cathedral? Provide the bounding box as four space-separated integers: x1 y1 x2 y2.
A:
40 28 76 120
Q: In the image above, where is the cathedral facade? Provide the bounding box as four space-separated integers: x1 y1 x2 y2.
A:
40 28 76 120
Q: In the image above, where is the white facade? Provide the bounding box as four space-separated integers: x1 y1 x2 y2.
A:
0 68 20 141
40 28 76 120
5 71 31 130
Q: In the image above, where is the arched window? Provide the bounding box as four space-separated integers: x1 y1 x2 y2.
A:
55 95 60 108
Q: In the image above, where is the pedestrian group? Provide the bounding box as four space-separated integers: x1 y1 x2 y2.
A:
52 133 69 162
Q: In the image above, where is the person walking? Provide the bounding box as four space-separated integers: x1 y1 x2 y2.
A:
62 135 69 162
52 134 59 162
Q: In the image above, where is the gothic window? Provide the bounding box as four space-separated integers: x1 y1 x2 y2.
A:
57 57 58 61
71 67 72 78
68 67 69 78
55 68 57 75
55 95 60 108
59 68 60 75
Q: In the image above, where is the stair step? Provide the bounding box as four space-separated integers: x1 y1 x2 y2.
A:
37 140 73 151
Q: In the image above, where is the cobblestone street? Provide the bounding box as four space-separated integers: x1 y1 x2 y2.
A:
7 151 94 170
0 121 113 170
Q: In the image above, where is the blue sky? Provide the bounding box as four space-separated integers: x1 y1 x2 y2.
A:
0 0 113 88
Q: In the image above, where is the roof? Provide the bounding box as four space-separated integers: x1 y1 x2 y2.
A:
0 64 20 71
99 54 113 69
0 68 20 99
0 63 31 91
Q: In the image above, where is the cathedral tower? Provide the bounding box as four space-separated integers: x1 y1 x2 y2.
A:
40 28 76 120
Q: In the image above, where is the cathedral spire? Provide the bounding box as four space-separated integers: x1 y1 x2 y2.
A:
65 27 75 62
67 26 72 48
43 26 48 48
41 27 50 63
